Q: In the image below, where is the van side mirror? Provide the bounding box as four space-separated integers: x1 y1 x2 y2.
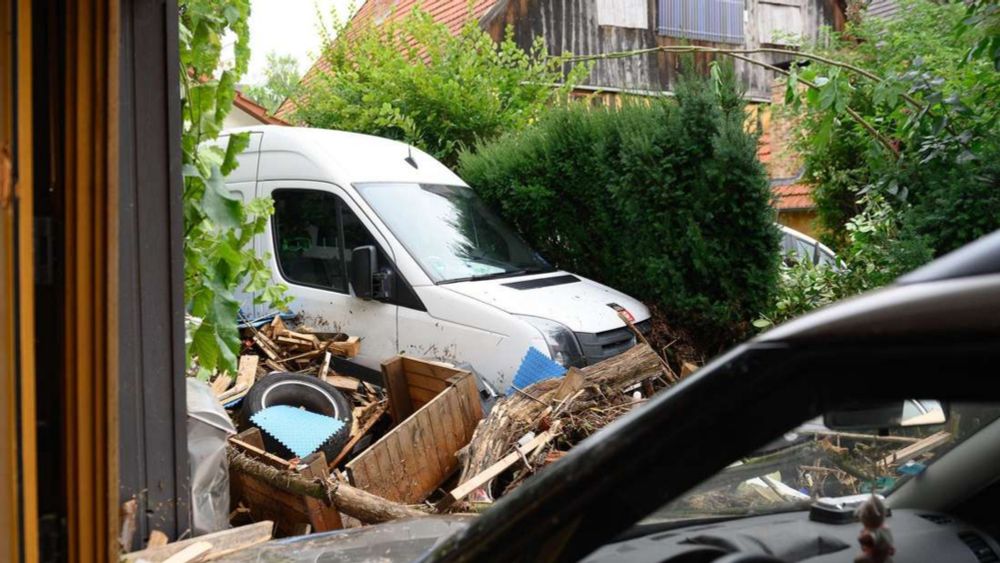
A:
351 245 394 300
351 246 376 299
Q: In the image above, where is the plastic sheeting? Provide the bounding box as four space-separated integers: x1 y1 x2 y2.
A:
187 378 237 535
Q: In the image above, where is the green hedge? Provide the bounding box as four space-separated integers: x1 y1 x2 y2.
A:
459 75 780 347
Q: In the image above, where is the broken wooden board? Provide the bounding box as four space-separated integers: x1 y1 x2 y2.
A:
329 335 361 358
122 521 273 562
438 422 561 510
329 401 388 468
381 356 475 422
346 372 483 504
229 429 344 537
217 355 258 404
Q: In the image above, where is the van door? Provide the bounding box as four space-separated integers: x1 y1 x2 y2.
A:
257 180 398 373
225 131 262 318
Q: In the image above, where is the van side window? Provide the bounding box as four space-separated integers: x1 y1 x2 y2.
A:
272 190 348 292
341 203 380 276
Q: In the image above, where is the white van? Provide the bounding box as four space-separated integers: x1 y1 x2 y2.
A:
223 126 651 391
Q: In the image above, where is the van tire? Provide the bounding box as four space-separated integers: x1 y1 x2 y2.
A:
240 373 354 461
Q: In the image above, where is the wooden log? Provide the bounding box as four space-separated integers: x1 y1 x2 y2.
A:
458 344 662 482
227 448 427 524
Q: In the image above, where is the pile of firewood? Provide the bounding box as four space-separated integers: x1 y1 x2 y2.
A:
244 315 360 375
208 316 372 405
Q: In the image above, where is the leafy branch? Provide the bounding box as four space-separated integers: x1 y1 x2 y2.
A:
179 0 289 378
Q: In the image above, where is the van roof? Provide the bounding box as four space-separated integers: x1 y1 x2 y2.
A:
222 125 466 186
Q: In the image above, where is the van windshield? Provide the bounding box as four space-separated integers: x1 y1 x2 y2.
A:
354 183 553 283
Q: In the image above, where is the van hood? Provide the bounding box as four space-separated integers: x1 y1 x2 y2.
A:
440 272 650 333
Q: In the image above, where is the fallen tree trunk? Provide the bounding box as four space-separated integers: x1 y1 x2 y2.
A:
458 343 663 485
228 449 427 524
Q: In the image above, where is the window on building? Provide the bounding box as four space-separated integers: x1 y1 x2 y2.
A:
658 0 745 44
596 0 650 29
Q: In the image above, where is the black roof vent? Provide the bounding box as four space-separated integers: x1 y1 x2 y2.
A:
958 531 1000 563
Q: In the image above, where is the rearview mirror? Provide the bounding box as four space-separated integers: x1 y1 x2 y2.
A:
350 245 376 299
825 400 947 430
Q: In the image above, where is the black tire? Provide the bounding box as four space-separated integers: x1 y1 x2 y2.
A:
240 373 354 461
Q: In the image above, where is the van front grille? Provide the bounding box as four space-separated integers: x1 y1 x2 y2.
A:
575 319 651 365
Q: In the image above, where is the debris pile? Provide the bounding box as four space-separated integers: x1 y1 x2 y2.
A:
161 316 680 558
443 343 670 509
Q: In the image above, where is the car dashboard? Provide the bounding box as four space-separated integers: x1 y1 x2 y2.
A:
583 509 1000 563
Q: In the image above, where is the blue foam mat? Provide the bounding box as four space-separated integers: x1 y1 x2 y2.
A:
507 346 566 395
251 405 345 459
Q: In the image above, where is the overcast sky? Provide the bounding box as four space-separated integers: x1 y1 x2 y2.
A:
243 0 356 85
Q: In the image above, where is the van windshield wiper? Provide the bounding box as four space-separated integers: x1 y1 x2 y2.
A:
441 269 528 284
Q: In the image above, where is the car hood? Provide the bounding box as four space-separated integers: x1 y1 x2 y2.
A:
440 272 650 333
221 516 473 562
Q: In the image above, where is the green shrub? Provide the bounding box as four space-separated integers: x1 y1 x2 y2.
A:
459 71 780 348
292 9 586 168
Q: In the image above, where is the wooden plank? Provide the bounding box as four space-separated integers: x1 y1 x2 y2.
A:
399 357 440 378
147 530 168 549
299 453 343 532
210 374 232 396
231 476 312 538
162 542 212 563
122 521 273 562
326 374 360 393
381 357 414 423
346 373 484 504
408 385 441 408
235 427 265 450
438 423 561 509
405 372 451 394
217 355 259 403
230 435 294 470
880 431 952 467
329 335 361 358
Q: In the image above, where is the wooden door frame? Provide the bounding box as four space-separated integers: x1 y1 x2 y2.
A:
1 0 39 560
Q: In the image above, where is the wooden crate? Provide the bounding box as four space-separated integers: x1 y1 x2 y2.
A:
345 370 483 504
229 428 343 537
381 356 475 422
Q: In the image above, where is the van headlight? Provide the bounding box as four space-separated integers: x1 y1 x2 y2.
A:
517 316 586 368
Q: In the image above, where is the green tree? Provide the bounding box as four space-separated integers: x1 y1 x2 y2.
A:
790 0 1000 256
290 8 588 168
460 68 779 349
179 0 289 378
245 51 301 113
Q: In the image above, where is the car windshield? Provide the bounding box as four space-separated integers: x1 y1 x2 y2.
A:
354 183 553 283
642 402 1000 524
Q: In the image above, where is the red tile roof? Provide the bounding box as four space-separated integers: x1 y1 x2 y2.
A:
772 183 814 211
275 0 499 120
758 131 815 211
233 91 288 125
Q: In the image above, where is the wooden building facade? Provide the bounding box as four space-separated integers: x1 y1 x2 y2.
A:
480 0 846 101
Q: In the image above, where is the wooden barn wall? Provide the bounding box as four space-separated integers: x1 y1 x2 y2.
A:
482 0 844 101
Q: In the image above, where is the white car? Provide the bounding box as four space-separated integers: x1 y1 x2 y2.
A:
222 126 650 392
